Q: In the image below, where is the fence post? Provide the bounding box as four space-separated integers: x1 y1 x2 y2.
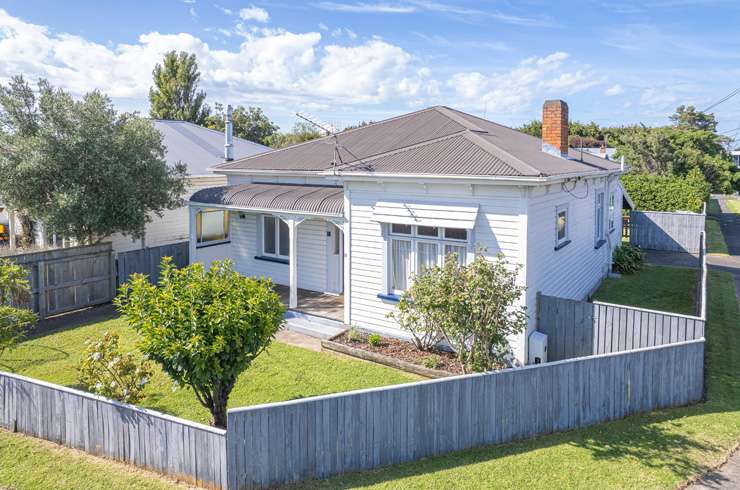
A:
36 260 46 320
109 250 117 300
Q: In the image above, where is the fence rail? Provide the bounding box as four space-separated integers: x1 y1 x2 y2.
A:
116 241 189 287
226 339 704 489
7 243 115 319
0 371 226 489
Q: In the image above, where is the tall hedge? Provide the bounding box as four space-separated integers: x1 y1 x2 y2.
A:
621 169 709 213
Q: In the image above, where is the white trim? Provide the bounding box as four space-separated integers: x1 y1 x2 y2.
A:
555 203 569 248
372 201 479 229
594 188 606 245
186 201 342 219
260 215 290 259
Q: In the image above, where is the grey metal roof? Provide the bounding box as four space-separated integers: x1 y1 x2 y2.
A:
153 120 269 176
189 183 344 216
212 106 621 178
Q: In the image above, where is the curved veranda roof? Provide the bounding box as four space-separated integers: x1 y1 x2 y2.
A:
189 183 344 217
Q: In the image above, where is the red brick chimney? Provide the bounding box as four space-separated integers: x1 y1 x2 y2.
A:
542 100 569 157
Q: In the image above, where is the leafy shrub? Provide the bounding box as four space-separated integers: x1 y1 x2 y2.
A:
115 258 285 428
367 333 382 347
612 244 644 274
0 259 35 358
422 354 441 370
621 169 709 213
394 252 527 373
346 326 362 342
78 332 152 404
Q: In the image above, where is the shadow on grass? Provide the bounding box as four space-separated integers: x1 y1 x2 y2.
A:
0 344 70 372
26 304 120 341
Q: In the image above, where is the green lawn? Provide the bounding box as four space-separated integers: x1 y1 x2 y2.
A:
592 265 698 315
0 318 417 425
0 430 181 490
706 218 729 254
293 270 740 490
707 198 722 215
726 198 740 214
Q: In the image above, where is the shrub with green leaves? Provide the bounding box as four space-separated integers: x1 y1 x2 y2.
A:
367 333 382 347
115 258 285 428
621 169 709 213
394 252 527 373
422 354 442 370
78 332 152 404
0 259 35 358
612 244 644 275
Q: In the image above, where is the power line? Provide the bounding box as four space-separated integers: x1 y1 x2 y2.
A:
703 86 740 112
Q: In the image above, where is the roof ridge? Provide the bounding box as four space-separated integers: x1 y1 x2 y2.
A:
463 132 542 177
433 106 486 132
151 119 268 148
213 106 443 170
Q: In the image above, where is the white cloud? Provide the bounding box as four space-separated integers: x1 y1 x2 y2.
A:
215 4 233 15
312 2 417 13
239 5 269 23
318 22 329 31
605 83 624 96
189 7 198 20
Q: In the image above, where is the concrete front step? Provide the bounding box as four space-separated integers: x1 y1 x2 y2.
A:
284 311 345 340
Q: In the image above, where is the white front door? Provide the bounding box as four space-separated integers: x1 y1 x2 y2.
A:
326 222 343 294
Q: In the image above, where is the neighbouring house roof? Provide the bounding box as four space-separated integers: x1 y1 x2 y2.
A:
189 183 344 216
212 106 622 178
153 120 269 177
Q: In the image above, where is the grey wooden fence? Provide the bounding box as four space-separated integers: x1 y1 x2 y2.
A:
0 371 226 489
116 241 189 286
226 339 704 489
7 243 115 319
537 294 705 362
628 208 705 253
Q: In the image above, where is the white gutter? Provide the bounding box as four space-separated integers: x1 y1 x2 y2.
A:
184 200 343 219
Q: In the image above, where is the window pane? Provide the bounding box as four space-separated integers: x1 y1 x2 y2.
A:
391 239 411 291
417 226 439 237
445 244 466 265
263 216 276 254
200 210 227 242
416 241 438 273
444 228 467 240
279 219 290 256
557 211 567 240
333 226 340 255
596 193 604 238
391 223 412 235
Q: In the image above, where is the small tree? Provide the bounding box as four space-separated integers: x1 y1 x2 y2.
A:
78 332 152 404
149 51 210 125
115 258 285 428
205 103 278 145
394 252 527 373
0 259 36 358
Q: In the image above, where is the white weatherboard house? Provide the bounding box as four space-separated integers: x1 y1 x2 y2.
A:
187 100 625 363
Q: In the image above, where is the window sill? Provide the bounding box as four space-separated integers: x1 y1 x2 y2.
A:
254 255 289 265
377 292 401 303
554 240 571 251
196 240 230 249
594 239 607 250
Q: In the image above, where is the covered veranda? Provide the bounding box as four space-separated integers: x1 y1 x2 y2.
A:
188 182 346 322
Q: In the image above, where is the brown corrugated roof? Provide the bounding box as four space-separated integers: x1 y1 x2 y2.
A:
213 106 622 178
189 183 343 216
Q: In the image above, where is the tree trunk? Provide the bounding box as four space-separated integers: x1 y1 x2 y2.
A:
210 391 229 429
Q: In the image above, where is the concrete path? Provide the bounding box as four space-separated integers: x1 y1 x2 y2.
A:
689 447 740 489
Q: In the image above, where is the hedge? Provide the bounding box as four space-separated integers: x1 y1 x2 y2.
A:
621 171 709 213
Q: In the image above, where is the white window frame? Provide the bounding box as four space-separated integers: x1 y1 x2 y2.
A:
261 215 290 259
594 190 606 246
608 192 616 233
386 224 469 295
195 208 230 247
555 204 569 250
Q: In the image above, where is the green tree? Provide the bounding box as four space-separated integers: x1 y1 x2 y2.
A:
205 103 278 145
0 76 187 244
0 259 36 358
115 258 285 428
393 252 527 373
149 51 210 125
264 122 323 149
670 105 718 132
517 119 541 137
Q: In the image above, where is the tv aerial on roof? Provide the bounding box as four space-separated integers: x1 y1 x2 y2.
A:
296 112 338 136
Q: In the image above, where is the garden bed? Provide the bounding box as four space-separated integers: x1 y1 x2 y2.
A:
322 331 464 378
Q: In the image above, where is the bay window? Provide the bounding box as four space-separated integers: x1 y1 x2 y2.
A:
387 224 469 294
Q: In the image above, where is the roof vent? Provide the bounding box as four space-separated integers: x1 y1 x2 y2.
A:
224 104 234 161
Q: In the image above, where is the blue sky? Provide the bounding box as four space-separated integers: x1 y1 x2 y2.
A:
1 0 739 136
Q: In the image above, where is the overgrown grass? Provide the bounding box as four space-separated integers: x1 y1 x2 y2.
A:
0 429 181 489
295 270 740 489
706 218 729 254
0 318 417 424
592 265 697 315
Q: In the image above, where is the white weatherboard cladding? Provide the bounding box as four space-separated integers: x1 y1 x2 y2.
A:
524 177 622 344
372 201 479 229
347 181 526 343
226 213 328 292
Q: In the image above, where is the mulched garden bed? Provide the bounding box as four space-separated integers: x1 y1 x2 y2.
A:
329 331 465 376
